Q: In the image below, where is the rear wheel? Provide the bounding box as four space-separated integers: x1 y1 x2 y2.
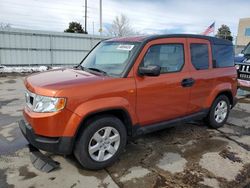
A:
206 95 230 128
74 115 127 170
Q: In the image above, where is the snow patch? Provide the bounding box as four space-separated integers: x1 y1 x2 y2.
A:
0 65 63 73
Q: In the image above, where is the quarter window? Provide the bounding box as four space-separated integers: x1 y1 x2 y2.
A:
190 44 209 70
141 44 184 73
212 44 234 68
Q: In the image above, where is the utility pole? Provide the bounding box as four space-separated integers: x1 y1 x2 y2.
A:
99 0 102 35
92 21 94 35
84 0 87 33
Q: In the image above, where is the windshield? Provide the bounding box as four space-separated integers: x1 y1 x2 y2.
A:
243 43 250 55
80 41 140 77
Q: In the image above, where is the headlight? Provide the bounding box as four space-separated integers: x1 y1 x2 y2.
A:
33 94 66 113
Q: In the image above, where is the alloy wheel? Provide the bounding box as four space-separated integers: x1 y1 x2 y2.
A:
214 100 228 123
88 126 120 162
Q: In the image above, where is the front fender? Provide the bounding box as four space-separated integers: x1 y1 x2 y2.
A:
73 96 138 125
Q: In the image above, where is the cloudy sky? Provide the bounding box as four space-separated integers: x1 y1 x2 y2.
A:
0 0 250 36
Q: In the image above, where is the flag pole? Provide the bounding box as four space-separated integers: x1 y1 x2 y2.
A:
213 21 216 36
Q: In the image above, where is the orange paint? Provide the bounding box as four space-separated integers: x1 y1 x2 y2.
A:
22 35 237 138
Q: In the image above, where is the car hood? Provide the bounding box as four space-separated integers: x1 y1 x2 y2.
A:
25 68 109 96
234 55 246 63
235 54 250 63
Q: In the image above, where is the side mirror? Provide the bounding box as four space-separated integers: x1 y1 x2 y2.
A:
138 65 161 76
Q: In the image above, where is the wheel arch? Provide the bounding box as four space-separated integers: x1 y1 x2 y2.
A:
206 82 235 109
214 90 234 106
74 108 134 142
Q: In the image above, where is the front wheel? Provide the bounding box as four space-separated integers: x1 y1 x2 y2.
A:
206 95 230 129
74 115 127 170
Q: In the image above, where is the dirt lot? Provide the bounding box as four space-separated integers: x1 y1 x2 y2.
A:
0 76 250 188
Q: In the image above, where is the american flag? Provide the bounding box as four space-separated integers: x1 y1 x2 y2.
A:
202 22 215 35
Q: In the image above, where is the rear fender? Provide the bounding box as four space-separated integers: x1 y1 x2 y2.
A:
204 83 233 108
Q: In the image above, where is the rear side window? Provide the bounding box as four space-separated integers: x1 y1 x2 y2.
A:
190 44 209 70
213 45 234 68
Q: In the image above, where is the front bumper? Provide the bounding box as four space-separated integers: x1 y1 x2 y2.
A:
19 119 74 155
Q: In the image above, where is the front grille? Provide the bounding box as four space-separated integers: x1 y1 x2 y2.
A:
239 64 250 73
238 64 250 81
239 73 250 81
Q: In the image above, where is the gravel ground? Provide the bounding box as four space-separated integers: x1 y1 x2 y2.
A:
0 76 250 188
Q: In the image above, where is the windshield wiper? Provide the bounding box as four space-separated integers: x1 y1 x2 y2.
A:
87 67 107 75
74 65 108 76
74 64 84 70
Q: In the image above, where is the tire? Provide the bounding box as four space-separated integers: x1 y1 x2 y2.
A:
74 115 127 170
206 95 230 129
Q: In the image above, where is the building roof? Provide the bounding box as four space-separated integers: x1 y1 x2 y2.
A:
106 34 232 45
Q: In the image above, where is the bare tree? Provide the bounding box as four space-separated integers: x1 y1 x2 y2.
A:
108 14 136 37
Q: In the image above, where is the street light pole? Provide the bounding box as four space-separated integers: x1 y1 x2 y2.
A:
99 0 102 35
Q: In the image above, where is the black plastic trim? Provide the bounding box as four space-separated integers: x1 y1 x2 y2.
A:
232 97 238 108
29 144 60 172
19 119 74 155
132 109 209 136
120 42 145 77
75 107 134 138
141 34 233 45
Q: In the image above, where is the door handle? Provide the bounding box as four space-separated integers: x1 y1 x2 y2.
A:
181 78 195 87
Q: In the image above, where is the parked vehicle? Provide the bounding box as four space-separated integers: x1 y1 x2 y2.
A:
19 34 237 170
235 42 250 90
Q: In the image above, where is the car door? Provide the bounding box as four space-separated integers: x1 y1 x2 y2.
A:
134 38 191 126
186 38 214 114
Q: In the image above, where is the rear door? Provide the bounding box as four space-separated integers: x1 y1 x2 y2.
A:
186 38 214 114
134 38 191 125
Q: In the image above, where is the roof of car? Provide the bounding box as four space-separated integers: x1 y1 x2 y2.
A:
106 35 149 42
106 34 232 45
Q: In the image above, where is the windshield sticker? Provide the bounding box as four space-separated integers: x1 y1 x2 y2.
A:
117 45 134 51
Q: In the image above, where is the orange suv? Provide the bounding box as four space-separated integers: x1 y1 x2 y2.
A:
19 34 237 169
